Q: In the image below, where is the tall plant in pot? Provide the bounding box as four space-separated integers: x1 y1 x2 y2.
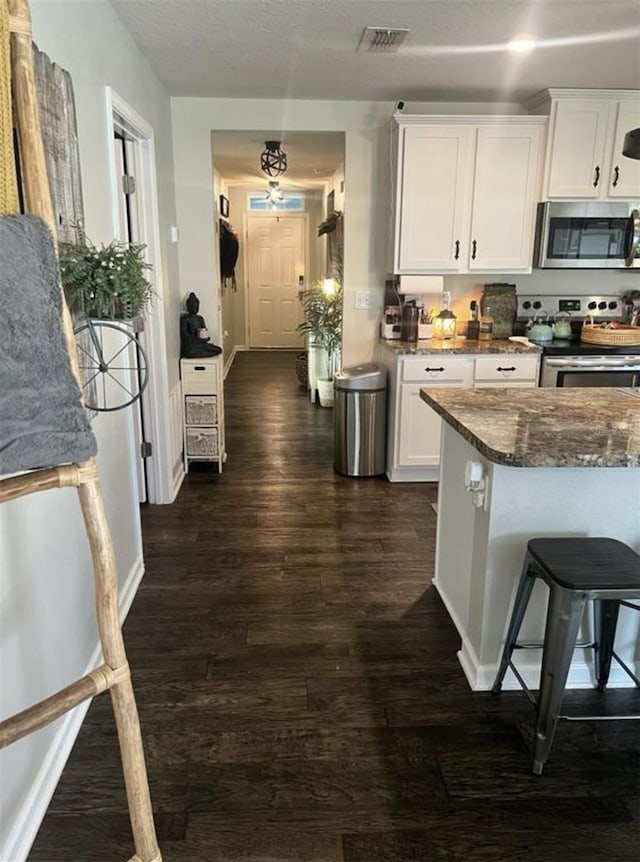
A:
297 278 343 407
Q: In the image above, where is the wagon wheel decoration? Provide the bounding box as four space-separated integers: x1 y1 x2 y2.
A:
73 318 148 412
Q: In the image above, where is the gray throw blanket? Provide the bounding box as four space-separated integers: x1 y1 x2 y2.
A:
0 214 97 475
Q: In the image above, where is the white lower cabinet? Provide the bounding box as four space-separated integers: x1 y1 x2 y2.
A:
473 355 539 387
375 345 540 482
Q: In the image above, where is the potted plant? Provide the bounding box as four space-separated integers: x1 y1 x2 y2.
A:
58 237 153 320
297 277 343 407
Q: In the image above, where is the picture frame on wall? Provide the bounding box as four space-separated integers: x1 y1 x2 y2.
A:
219 194 229 219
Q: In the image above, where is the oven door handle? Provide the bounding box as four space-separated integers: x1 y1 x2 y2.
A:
544 357 640 368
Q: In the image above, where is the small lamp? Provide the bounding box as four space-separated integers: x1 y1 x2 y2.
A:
433 308 457 340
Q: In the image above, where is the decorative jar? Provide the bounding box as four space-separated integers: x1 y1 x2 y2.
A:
480 284 517 338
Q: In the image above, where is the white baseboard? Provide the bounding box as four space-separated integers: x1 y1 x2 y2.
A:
171 464 185 502
386 465 440 482
458 642 637 692
223 344 244 378
435 580 637 692
1 555 145 862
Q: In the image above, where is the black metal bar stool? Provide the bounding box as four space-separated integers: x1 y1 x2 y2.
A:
493 537 640 775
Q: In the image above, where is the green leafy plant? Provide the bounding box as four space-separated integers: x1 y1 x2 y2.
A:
317 210 342 237
297 279 343 378
58 238 153 319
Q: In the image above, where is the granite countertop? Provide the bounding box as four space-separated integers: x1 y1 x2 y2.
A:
379 337 541 355
420 387 640 468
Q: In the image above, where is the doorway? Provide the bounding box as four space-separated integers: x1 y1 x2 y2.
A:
106 88 173 504
211 131 345 361
246 212 308 348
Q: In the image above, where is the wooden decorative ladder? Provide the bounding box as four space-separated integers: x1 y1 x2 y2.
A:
0 2 162 859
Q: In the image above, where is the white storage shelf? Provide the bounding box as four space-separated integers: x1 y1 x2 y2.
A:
180 357 225 472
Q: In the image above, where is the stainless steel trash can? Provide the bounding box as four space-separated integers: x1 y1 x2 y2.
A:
334 363 387 477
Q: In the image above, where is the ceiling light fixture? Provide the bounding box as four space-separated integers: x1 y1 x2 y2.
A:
507 37 536 52
622 128 640 160
260 140 287 177
266 181 284 205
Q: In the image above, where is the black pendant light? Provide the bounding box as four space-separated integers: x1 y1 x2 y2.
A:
622 128 640 160
260 140 287 177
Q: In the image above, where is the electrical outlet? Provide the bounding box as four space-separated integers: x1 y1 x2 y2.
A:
354 290 372 310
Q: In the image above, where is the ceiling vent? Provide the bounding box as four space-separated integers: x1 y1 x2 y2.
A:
357 26 410 53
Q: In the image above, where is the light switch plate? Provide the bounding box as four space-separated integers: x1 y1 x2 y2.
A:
354 290 372 310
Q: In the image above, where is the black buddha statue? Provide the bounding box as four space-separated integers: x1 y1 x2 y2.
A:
180 292 221 358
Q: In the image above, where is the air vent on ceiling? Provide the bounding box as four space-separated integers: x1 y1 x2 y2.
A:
357 26 410 53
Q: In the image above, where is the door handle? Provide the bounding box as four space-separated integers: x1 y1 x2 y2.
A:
471 240 477 260
593 165 600 187
454 240 460 260
612 166 620 187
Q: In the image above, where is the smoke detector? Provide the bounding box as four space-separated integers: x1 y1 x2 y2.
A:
357 26 410 53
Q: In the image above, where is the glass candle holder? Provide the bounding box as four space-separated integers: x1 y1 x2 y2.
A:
433 309 457 339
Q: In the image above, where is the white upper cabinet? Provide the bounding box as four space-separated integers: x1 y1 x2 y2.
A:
396 125 475 272
393 117 545 275
540 91 640 200
470 125 544 271
610 101 640 199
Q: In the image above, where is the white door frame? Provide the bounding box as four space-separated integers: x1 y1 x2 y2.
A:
242 210 309 348
105 87 173 504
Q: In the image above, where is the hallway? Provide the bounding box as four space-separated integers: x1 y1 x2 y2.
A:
30 351 639 861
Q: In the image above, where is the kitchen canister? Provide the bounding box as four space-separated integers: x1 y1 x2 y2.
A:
400 302 419 343
480 283 517 339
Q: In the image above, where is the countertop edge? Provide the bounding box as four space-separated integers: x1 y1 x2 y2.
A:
378 337 542 356
419 388 640 469
420 390 521 466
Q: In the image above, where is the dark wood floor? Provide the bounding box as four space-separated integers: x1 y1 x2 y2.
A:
30 350 639 861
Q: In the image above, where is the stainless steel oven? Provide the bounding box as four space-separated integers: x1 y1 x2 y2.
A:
540 355 640 388
516 293 640 389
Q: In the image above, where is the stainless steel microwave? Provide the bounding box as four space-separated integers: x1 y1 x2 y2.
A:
534 202 640 269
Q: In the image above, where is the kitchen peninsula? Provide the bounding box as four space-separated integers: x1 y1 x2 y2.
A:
420 386 640 692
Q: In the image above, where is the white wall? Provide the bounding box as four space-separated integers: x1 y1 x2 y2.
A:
171 98 394 366
0 3 179 859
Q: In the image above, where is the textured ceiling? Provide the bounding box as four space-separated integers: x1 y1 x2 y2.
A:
108 0 640 186
109 0 640 102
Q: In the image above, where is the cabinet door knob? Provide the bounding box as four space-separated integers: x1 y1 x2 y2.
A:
425 366 445 372
612 166 620 187
593 165 600 187
454 240 460 260
496 366 516 372
471 240 477 260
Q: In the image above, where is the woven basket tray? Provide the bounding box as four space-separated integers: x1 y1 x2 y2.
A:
581 324 640 346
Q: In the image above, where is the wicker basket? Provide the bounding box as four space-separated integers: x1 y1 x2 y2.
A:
185 395 217 425
581 323 640 346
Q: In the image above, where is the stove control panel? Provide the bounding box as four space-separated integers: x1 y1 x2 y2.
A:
518 295 621 320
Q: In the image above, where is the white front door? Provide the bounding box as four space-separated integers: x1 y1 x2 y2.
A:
246 213 307 348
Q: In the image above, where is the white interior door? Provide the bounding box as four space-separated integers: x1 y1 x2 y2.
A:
246 214 306 348
112 128 147 503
